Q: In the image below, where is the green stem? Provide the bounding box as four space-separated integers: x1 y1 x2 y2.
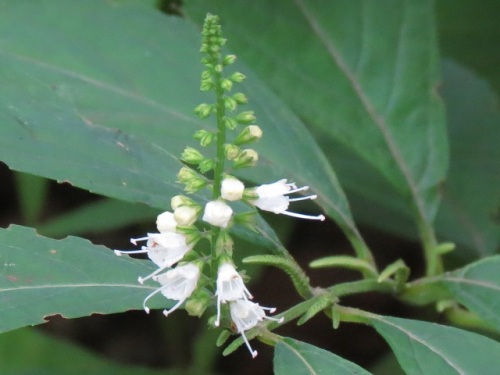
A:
416 218 442 277
329 279 395 297
343 224 378 278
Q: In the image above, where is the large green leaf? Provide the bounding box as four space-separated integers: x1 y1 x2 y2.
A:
274 337 372 375
0 328 174 375
372 316 500 375
436 60 500 259
185 0 448 228
0 225 162 334
0 0 357 238
441 255 500 331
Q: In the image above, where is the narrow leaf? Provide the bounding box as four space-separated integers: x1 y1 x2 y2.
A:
274 337 372 375
372 316 500 375
0 225 161 334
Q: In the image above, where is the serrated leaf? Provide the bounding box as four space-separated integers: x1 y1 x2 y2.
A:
185 0 448 227
0 225 162 334
441 255 500 332
274 337 372 375
0 0 357 250
372 316 500 375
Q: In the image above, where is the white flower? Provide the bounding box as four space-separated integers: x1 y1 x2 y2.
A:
214 263 253 327
221 177 245 201
174 206 198 226
142 263 200 315
156 211 177 233
114 232 192 283
202 200 233 228
253 179 325 221
230 299 284 358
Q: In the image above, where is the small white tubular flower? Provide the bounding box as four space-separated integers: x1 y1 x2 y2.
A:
214 263 253 327
202 200 233 228
253 179 325 221
115 232 192 284
174 206 198 226
156 211 177 233
221 177 245 201
142 263 200 315
230 299 284 358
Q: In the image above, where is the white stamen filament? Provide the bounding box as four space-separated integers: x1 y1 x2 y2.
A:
138 264 170 284
163 300 184 317
288 194 317 202
114 249 148 256
142 284 170 313
130 236 150 246
239 330 258 358
281 211 326 221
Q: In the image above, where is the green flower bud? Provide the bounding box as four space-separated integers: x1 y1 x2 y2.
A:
193 129 215 147
185 289 212 317
232 92 248 104
235 111 256 124
215 230 234 257
233 125 263 145
171 194 198 210
177 167 207 193
224 143 240 160
233 211 258 231
223 54 237 65
200 79 214 92
194 103 213 119
230 72 246 83
223 116 238 130
224 96 237 111
233 149 258 168
181 147 204 164
198 158 216 173
221 78 233 91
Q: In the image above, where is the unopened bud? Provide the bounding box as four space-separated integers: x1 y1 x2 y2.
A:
174 206 198 226
232 92 248 104
181 147 204 164
234 125 263 145
221 177 245 201
230 72 246 83
235 111 256 124
223 54 237 65
224 144 240 160
198 158 216 173
194 103 213 119
185 289 211 317
224 96 237 111
223 116 238 130
233 149 259 168
221 78 233 91
193 129 215 147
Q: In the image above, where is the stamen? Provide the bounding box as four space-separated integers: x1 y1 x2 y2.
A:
138 264 171 284
288 194 317 202
163 299 184 317
281 211 326 221
142 285 169 313
130 236 150 246
239 330 258 358
287 185 309 195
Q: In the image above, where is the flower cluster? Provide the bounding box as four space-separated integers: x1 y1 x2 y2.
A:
115 14 324 358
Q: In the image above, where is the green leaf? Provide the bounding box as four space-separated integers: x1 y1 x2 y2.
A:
0 328 174 375
441 255 500 331
185 0 448 227
38 199 161 238
0 225 162 334
0 0 357 249
274 337 372 375
372 316 500 375
436 60 500 259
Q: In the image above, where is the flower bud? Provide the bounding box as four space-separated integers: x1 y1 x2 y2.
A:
177 167 207 193
223 54 237 65
230 72 246 83
232 92 248 104
171 194 195 210
224 144 240 160
174 206 198 226
194 103 213 119
221 177 245 201
223 116 238 130
235 111 256 124
181 147 204 164
185 289 212 317
215 230 234 257
202 200 233 228
221 78 233 91
234 125 263 145
224 96 237 111
198 158 216 173
193 129 215 147
233 149 259 168
200 79 214 92
156 211 177 233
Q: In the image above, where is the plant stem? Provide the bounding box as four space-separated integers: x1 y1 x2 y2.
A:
343 224 378 277
416 217 442 277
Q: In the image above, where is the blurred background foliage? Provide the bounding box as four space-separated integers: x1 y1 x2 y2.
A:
0 0 498 374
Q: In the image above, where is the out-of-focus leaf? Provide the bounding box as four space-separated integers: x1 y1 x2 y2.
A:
436 60 500 259
372 316 500 375
441 255 500 332
0 225 163 334
0 328 175 375
274 337 372 375
38 199 161 238
14 173 50 226
185 0 448 229
0 0 357 249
